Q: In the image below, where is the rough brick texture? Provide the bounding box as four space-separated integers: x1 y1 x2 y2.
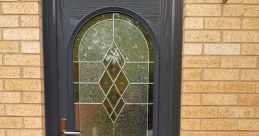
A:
0 0 44 136
182 0 259 135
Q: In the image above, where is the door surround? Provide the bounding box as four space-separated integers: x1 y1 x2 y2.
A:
43 0 183 135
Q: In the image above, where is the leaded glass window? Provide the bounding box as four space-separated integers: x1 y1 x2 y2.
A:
73 13 155 136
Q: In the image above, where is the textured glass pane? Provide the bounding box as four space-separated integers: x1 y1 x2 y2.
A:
115 20 148 62
79 84 105 103
78 20 113 61
114 105 147 136
73 13 155 136
79 63 104 82
77 104 113 136
123 63 149 83
123 84 148 103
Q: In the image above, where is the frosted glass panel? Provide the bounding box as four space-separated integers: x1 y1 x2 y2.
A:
73 13 154 136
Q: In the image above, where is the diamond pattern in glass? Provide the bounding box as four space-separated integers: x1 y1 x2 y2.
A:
115 72 129 94
107 61 120 80
99 71 113 94
107 86 121 108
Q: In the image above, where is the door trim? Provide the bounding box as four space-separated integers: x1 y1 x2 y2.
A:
43 0 183 135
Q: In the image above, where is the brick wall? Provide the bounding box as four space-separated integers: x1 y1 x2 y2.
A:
182 0 259 135
0 0 259 136
0 0 44 136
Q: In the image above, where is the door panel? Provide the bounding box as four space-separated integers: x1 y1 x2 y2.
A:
43 0 182 135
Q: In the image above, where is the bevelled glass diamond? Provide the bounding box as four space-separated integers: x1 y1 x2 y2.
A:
99 71 113 94
103 98 113 115
115 72 129 95
107 61 120 80
115 99 124 114
107 86 120 108
111 112 117 122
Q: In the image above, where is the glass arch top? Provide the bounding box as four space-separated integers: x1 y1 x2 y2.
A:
73 13 155 136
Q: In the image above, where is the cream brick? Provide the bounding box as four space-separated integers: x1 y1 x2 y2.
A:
0 55 2 65
0 105 5 115
220 82 255 93
6 104 43 116
0 80 3 91
219 107 239 118
183 56 219 68
205 18 241 29
182 82 218 93
183 69 202 80
239 107 254 118
201 94 237 105
6 129 43 136
244 0 259 3
256 82 259 93
185 4 221 16
0 117 22 128
184 17 203 29
240 132 257 136
23 67 41 78
204 69 240 80
21 15 39 27
204 44 240 55
201 119 237 130
3 28 39 40
22 92 42 103
183 43 202 55
4 54 40 66
23 117 42 128
221 56 257 68
2 2 38 14
242 44 259 55
256 108 259 117
0 67 20 78
0 41 19 53
181 119 200 130
239 94 259 105
0 92 20 103
181 94 201 105
181 131 217 136
241 70 259 80
0 15 18 27
239 119 259 130
218 132 239 136
185 31 221 42
0 130 4 136
181 106 217 118
5 79 42 91
223 5 259 17
21 41 40 53
243 18 259 29
223 31 259 42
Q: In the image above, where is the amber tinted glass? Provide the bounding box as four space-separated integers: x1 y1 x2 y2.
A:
73 13 155 136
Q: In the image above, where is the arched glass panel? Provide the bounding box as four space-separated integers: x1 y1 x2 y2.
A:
73 13 155 136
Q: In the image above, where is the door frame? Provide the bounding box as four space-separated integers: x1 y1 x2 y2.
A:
43 0 183 135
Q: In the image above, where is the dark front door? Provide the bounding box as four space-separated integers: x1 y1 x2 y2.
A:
43 0 183 136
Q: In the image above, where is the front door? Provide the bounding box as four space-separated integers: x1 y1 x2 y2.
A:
43 0 183 136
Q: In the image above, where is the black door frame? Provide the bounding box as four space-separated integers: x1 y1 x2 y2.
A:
43 0 183 135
